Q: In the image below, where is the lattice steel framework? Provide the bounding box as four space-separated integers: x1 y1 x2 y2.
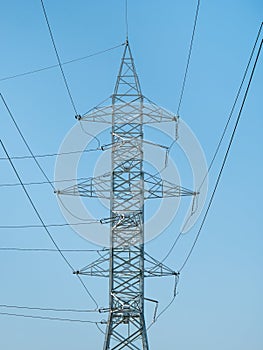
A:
57 40 195 350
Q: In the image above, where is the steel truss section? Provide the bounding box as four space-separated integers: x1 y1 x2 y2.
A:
56 172 196 199
77 101 179 125
74 250 178 279
57 40 195 350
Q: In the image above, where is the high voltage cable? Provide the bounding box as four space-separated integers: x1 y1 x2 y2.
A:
40 0 101 148
0 311 101 324
0 176 97 188
146 29 263 328
167 0 200 153
0 172 152 188
0 140 99 308
78 121 101 148
0 180 60 188
0 44 124 82
0 147 101 161
179 39 263 272
0 94 99 200
96 322 106 335
0 222 98 229
197 21 263 191
161 22 263 267
0 304 97 313
57 194 98 222
2 1 259 336
0 94 55 191
0 247 103 252
40 0 78 115
147 294 176 332
176 0 200 115
125 0 129 40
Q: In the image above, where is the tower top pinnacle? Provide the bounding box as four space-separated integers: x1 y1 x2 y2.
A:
113 40 142 101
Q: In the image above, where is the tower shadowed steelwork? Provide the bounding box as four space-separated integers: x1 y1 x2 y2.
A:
58 40 195 350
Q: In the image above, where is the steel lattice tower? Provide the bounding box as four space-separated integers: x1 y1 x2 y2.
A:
105 41 148 350
57 40 195 349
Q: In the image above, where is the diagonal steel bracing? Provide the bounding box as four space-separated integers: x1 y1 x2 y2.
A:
57 40 195 350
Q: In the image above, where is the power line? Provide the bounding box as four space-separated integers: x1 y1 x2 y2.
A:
0 147 100 161
147 295 177 332
40 0 78 115
0 303 97 313
147 275 178 331
0 94 55 191
161 22 263 266
0 247 103 252
0 311 101 324
197 21 263 191
57 194 98 222
125 0 129 40
142 25 263 330
167 0 201 153
179 39 263 272
176 0 200 115
96 322 106 335
0 43 124 82
0 176 93 188
0 222 98 229
144 32 263 326
40 0 102 152
78 121 101 148
0 140 99 308
0 180 54 188
0 95 100 198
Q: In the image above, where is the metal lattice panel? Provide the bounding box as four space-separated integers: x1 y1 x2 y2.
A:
56 172 196 199
57 40 195 350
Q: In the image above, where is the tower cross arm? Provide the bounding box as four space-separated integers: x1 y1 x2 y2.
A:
72 249 178 278
144 173 197 199
55 172 197 199
54 173 111 198
78 100 178 125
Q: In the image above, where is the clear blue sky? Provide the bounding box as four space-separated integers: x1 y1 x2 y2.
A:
0 1 262 349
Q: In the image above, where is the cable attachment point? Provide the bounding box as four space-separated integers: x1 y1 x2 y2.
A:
73 270 80 275
75 115 82 120
173 273 180 297
98 307 111 313
191 191 199 215
173 115 180 140
144 298 159 323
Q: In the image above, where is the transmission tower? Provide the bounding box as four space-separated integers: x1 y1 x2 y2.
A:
57 40 195 349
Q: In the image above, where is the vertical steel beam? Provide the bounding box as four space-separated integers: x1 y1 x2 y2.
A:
103 40 149 350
